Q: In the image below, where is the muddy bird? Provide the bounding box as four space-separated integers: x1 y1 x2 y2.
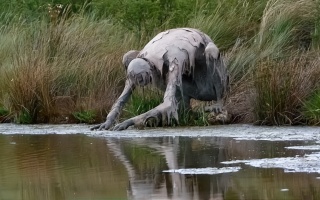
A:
91 28 229 131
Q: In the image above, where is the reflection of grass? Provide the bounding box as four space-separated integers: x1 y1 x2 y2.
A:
123 142 167 173
0 134 129 199
231 167 320 200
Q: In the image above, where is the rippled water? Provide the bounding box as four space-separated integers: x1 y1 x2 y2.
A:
0 124 320 200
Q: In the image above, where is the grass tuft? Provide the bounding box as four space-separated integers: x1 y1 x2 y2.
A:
303 90 320 125
254 53 320 125
72 110 96 124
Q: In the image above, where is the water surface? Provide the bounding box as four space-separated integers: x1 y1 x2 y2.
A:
0 124 320 200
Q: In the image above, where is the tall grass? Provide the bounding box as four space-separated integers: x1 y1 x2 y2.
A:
222 0 320 125
254 53 320 125
251 0 320 124
0 13 139 123
0 0 319 126
303 90 320 125
189 0 265 50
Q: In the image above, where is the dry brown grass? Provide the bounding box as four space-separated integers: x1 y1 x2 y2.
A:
254 52 320 125
220 0 320 125
1 16 138 123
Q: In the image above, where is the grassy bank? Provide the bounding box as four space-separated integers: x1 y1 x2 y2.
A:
0 14 135 123
0 0 319 126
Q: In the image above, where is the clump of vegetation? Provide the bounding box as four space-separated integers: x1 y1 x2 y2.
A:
254 55 319 125
0 107 8 116
72 110 96 124
1 9 132 124
122 88 163 127
303 90 320 125
124 88 163 118
123 88 211 127
179 109 210 127
0 106 10 122
224 0 320 125
0 0 319 126
15 108 33 124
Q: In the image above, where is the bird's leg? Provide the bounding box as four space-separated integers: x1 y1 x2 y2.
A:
91 80 135 130
113 62 180 131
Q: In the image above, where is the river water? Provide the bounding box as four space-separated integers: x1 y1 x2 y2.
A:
0 124 320 200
